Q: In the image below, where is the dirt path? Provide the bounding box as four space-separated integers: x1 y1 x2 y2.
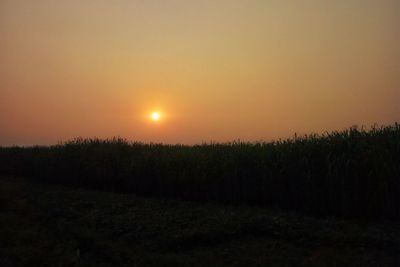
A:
1 176 399 267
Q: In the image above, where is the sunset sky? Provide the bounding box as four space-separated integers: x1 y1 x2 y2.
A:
1 0 399 145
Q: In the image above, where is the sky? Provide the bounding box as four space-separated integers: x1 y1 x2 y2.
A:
1 0 399 145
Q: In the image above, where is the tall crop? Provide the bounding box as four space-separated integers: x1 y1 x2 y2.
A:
1 124 399 220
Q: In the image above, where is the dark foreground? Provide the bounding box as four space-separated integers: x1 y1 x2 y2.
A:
1 176 399 267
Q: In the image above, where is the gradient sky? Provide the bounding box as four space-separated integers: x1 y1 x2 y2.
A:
1 0 399 145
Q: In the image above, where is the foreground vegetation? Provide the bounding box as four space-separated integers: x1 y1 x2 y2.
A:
1 176 399 267
0 124 399 220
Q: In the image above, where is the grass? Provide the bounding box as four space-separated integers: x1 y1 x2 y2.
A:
1 124 399 220
1 176 399 267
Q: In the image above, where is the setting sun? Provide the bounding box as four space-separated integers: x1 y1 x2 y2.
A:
151 112 161 121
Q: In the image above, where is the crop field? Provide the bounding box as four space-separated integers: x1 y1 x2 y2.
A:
1 124 399 220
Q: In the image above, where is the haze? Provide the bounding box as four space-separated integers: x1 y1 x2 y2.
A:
1 0 399 145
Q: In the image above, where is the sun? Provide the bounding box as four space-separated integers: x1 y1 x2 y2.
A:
151 112 161 121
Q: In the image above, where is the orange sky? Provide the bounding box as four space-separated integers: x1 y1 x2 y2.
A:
1 0 399 145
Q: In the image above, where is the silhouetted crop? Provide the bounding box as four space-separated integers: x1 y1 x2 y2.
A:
1 124 399 220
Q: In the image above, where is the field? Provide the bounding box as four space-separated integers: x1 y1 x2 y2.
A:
1 124 400 266
1 124 399 220
1 176 399 267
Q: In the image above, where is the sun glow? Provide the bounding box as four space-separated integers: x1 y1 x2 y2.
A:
151 112 161 121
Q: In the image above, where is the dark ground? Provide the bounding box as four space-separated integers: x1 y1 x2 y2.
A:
1 175 399 267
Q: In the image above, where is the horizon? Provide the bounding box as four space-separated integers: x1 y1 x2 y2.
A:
1 1 399 145
1 122 397 147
